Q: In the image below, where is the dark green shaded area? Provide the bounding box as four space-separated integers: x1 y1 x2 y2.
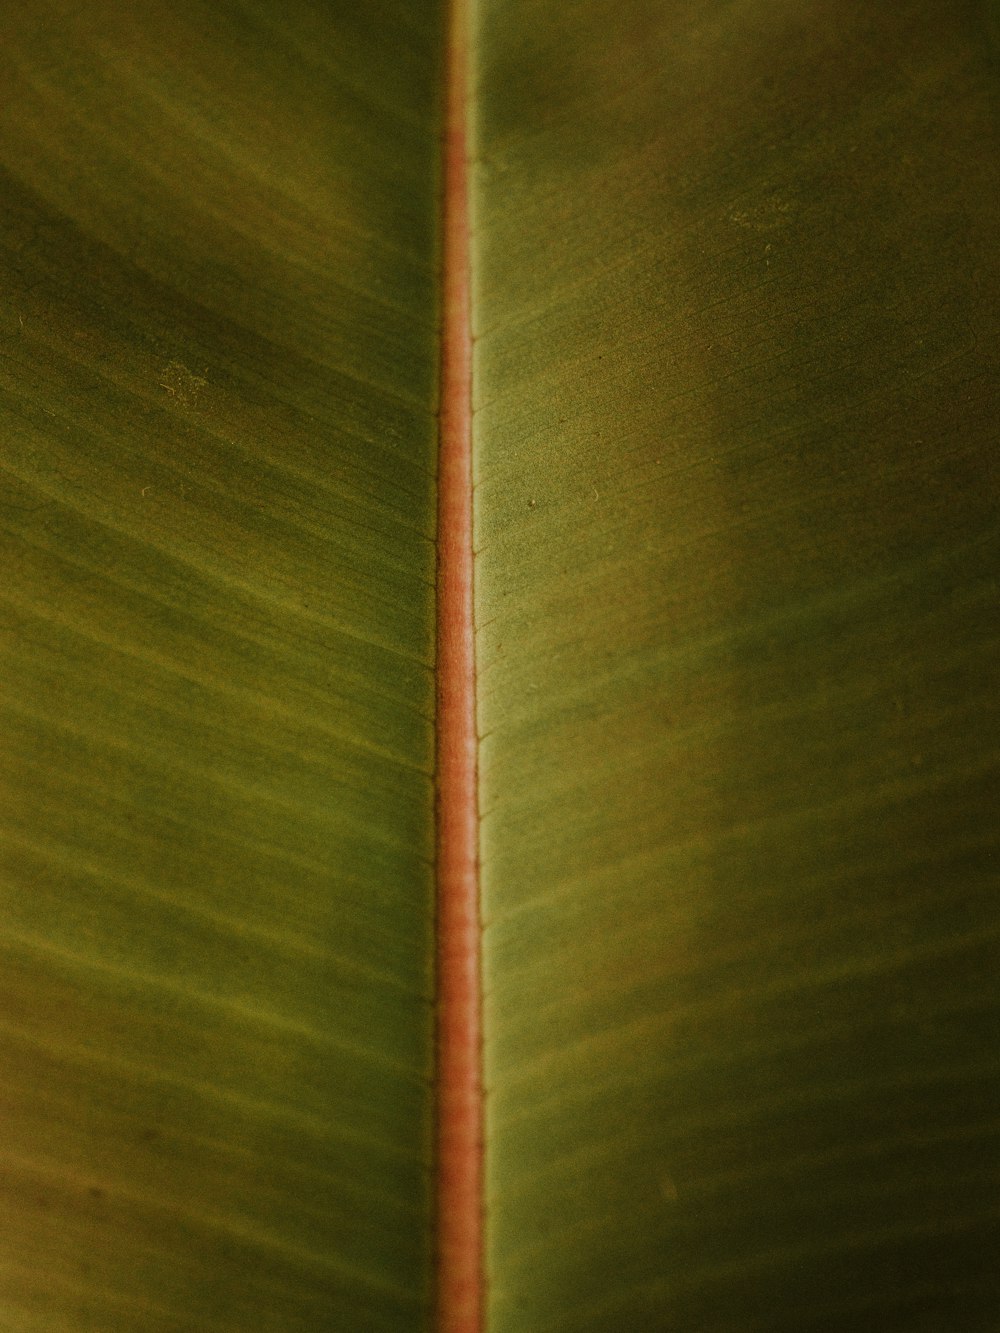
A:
474 2 1000 1329
0 1 442 1328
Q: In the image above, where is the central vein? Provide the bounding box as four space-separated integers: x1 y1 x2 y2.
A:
434 0 481 1328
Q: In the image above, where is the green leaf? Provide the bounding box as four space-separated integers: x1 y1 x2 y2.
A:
2 2 998 1331
475 2 1000 1329
0 2 442 1328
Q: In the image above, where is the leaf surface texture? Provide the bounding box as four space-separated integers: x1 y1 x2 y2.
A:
474 2 1000 1328
1 2 999 1331
0 2 442 1328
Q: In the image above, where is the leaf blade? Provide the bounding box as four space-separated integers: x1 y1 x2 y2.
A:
0 2 444 1327
474 2 1000 1327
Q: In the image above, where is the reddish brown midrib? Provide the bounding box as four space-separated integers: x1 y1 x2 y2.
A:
435 0 481 1328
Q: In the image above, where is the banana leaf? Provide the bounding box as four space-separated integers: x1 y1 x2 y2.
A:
1 1 998 1330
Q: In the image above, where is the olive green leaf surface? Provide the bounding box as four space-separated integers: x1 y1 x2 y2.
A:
2 1 1000 1331
474 2 1000 1330
0 2 442 1328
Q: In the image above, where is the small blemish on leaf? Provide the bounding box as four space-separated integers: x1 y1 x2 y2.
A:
659 1173 679 1202
159 360 207 407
